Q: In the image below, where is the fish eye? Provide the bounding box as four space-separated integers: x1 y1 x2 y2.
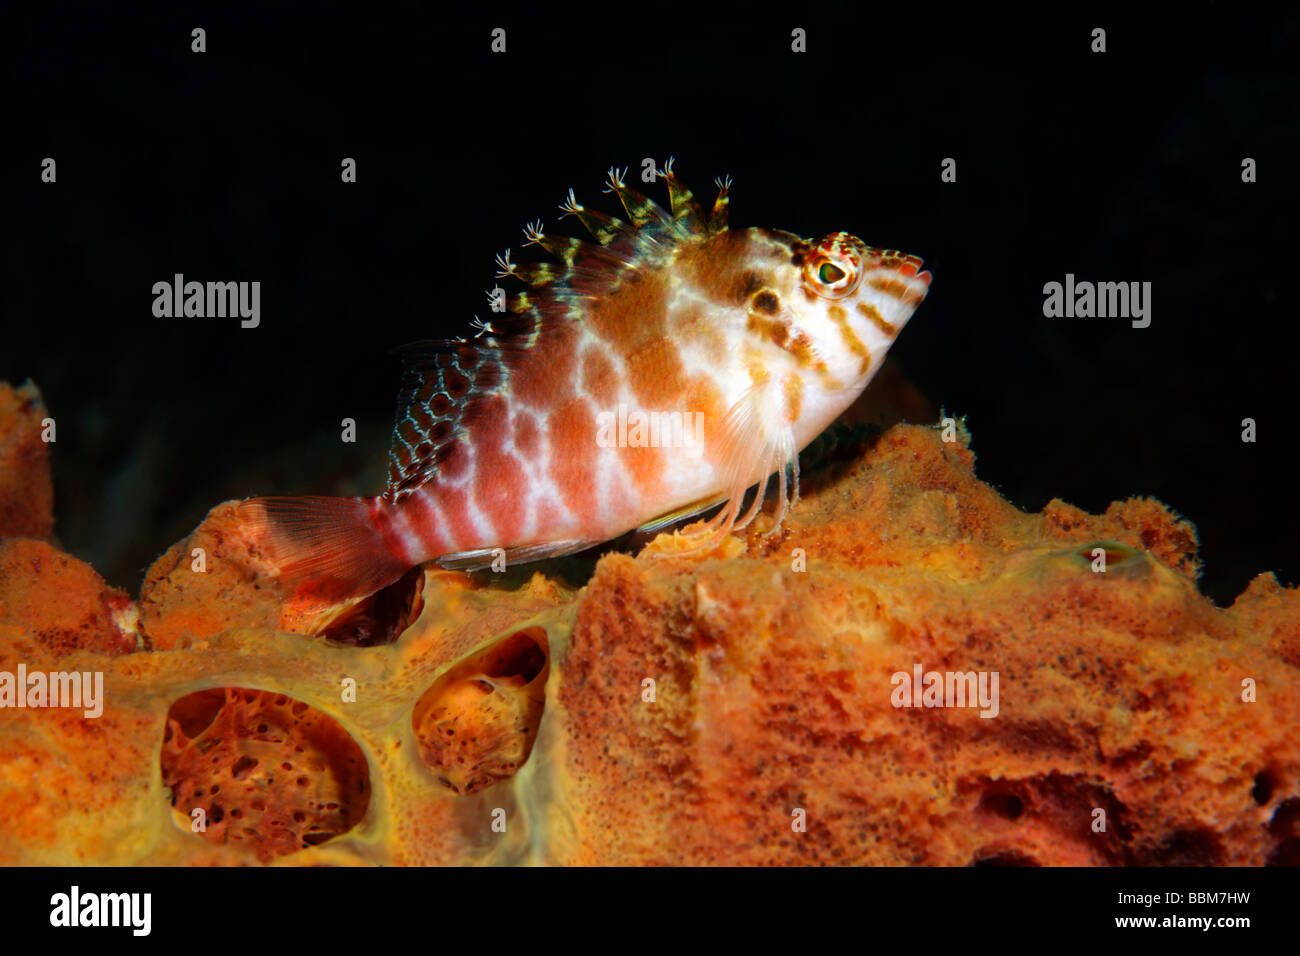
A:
805 251 860 299
818 262 846 284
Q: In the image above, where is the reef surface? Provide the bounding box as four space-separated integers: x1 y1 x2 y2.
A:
0 380 1297 865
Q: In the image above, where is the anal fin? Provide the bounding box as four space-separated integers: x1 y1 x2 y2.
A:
635 494 728 534
436 538 602 572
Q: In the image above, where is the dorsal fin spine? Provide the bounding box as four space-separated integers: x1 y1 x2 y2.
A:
709 174 732 232
559 187 633 245
658 156 707 234
604 165 673 230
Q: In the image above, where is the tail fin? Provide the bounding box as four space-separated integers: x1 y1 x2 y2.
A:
236 495 412 604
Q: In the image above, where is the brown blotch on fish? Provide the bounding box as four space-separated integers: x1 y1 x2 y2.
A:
868 275 911 301
828 304 872 376
783 329 819 370
580 347 620 407
788 237 814 268
585 271 670 349
753 290 780 315
676 230 751 304
508 322 581 408
747 311 791 349
856 301 898 337
626 335 688 409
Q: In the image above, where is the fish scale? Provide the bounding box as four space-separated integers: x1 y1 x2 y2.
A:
239 159 932 604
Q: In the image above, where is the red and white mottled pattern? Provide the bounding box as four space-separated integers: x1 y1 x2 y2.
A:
247 165 932 596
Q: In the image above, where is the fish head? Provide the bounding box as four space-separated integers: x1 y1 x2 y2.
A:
756 229 931 435
795 231 932 378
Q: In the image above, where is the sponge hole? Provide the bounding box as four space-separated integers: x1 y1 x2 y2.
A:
161 687 370 861
412 628 549 795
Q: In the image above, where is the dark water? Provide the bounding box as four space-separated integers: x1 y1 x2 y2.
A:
4 5 1297 603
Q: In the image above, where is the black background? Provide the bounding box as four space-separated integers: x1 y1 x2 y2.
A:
5 3 1297 603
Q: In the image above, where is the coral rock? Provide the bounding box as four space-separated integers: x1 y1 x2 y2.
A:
0 382 55 540
0 539 136 657
0 410 1297 865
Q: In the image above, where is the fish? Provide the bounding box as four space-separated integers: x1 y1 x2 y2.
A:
239 160 932 603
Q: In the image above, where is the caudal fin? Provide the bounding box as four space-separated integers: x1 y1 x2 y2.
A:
237 495 412 604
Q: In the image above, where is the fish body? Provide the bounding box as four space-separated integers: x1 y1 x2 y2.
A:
243 162 931 601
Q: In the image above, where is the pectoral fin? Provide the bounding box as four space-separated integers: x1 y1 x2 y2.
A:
668 383 800 554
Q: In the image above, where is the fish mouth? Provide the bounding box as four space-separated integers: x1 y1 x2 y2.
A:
861 249 932 308
867 248 929 279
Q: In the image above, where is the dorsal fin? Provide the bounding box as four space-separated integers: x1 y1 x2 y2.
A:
708 174 732 233
385 335 512 499
385 161 731 497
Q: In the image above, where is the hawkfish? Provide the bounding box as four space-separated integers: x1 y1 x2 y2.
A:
240 160 931 602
